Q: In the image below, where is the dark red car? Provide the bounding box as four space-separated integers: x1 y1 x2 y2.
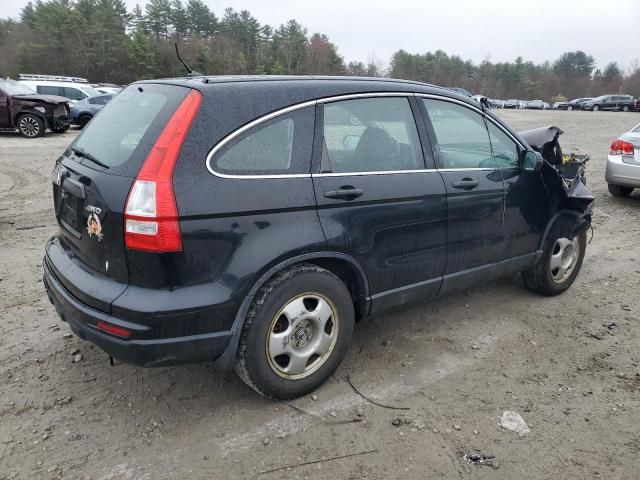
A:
0 79 71 138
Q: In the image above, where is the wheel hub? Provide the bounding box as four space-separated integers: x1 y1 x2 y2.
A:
550 236 579 283
292 320 313 348
266 293 339 380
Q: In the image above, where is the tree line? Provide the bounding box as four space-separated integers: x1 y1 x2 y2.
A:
0 0 638 102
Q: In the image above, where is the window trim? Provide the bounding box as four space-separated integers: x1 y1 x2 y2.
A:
205 92 527 179
206 100 316 179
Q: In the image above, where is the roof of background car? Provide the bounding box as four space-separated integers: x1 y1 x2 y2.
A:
133 74 475 104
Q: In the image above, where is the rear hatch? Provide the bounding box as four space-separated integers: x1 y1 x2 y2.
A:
50 83 192 312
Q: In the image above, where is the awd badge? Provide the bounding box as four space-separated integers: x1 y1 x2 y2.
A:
87 213 103 241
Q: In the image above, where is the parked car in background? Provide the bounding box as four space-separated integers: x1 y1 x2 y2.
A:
553 101 568 110
566 98 593 111
526 100 545 109
43 76 593 399
606 122 640 197
490 99 505 108
581 95 635 112
19 74 100 102
70 94 112 128
633 99 640 112
0 78 71 137
505 99 520 109
92 83 123 95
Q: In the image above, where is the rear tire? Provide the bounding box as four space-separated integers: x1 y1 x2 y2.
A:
567 105 573 111
522 221 587 296
17 114 44 138
608 184 633 197
235 264 355 399
622 105 630 112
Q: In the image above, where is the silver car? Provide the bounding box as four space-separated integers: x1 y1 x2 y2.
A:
606 122 640 196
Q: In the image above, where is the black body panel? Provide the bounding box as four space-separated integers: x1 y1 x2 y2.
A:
42 76 594 369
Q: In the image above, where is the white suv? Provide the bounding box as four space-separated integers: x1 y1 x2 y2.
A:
19 74 100 102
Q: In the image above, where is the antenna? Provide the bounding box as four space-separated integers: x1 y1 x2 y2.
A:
174 42 202 77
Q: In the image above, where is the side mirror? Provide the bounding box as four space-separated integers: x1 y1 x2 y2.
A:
343 135 360 150
520 150 543 172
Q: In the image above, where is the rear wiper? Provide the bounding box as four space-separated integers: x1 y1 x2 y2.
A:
70 146 109 169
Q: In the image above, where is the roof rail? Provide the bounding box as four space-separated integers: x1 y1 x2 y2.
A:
19 73 89 83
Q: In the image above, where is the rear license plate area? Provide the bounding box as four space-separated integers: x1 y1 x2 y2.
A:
60 194 84 237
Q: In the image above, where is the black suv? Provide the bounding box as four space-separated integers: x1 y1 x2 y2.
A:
43 77 593 399
0 79 71 137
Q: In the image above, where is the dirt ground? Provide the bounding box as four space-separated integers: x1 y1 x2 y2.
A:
1 110 639 480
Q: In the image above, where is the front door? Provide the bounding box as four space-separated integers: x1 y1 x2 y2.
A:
485 119 550 259
419 97 505 294
0 89 10 128
313 95 447 313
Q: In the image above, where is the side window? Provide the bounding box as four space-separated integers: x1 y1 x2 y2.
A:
37 85 62 96
487 121 519 168
322 97 424 173
63 87 86 101
212 105 314 175
422 99 496 169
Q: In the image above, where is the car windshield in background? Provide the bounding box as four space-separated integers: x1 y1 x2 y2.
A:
0 80 36 95
70 84 189 171
81 85 101 97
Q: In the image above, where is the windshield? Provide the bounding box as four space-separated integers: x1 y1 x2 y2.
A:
0 80 36 96
70 84 190 174
80 85 101 97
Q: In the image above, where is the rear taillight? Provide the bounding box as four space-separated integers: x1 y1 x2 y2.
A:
124 89 202 252
610 139 634 156
96 320 131 339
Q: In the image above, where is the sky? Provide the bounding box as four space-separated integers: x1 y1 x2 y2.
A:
3 0 640 71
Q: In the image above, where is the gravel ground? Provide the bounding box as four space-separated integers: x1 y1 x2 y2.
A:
1 110 639 480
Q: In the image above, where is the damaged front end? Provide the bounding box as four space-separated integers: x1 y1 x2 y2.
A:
519 126 594 237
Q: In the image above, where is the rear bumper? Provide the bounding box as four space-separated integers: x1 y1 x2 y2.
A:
606 155 640 188
43 249 235 367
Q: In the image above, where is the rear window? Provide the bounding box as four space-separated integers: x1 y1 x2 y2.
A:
69 84 190 175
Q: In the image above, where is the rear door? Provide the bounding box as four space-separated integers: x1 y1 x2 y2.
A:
312 95 447 311
51 83 192 310
419 97 505 293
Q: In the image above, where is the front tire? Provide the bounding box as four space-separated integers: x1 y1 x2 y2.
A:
522 221 587 296
608 184 633 197
593 105 599 111
78 114 92 129
567 105 573 111
17 114 44 138
622 105 630 112
235 264 355 399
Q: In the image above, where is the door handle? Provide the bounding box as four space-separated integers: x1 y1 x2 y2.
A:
324 186 364 200
452 178 479 190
